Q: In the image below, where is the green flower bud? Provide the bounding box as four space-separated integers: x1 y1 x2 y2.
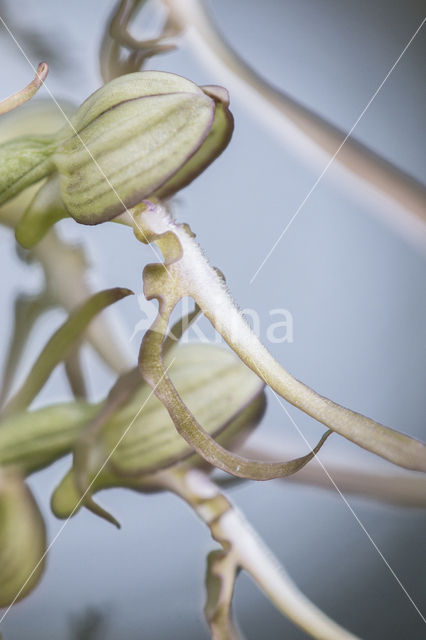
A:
51 343 265 520
0 468 47 607
53 72 233 225
5 71 233 246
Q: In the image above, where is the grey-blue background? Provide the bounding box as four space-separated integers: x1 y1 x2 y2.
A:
0 0 425 638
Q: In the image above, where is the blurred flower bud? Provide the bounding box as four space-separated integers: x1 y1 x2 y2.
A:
0 468 47 607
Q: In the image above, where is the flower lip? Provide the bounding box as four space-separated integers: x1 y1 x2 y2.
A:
6 72 234 240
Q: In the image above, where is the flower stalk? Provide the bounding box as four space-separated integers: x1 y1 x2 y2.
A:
158 467 360 640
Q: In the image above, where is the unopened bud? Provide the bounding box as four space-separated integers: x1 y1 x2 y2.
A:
0 468 46 607
53 71 233 224
8 71 233 246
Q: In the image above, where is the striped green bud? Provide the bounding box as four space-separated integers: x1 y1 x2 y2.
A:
3 72 233 246
53 72 233 225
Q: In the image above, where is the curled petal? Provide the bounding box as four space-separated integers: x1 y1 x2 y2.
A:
2 287 133 417
133 202 426 472
15 174 68 248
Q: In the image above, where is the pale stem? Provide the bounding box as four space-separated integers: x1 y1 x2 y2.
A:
163 0 426 249
0 62 48 116
158 467 360 640
135 204 426 472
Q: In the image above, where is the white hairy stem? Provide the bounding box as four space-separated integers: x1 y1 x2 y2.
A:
136 204 426 472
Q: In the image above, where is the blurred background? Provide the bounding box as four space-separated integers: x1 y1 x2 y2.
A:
0 0 425 638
